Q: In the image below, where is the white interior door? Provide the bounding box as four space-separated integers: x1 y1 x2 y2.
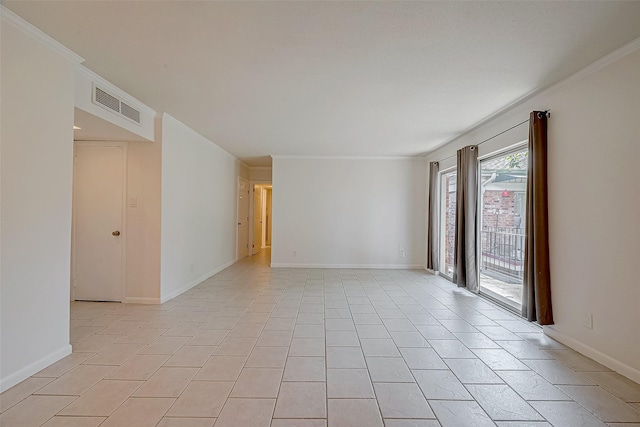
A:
237 177 250 259
253 185 263 255
73 143 124 302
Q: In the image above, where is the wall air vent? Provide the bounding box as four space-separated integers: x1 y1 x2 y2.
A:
92 85 141 125
95 87 120 113
120 102 141 123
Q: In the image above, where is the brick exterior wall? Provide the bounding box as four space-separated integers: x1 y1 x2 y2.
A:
482 190 517 229
444 176 456 275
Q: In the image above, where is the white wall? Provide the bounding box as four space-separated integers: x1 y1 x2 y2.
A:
160 114 242 302
0 15 79 391
125 139 162 303
272 157 426 268
426 43 640 381
239 162 250 181
249 167 272 182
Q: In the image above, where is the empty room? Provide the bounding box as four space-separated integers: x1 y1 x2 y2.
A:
1 1 640 427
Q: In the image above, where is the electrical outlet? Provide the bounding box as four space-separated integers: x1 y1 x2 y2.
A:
583 313 593 329
292 251 297 258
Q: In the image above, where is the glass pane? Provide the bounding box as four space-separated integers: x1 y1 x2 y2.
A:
440 170 457 278
479 149 527 311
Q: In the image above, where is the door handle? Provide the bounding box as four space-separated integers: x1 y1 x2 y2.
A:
238 222 242 226
112 230 121 236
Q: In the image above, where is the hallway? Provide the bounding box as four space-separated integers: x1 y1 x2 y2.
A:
2 252 640 426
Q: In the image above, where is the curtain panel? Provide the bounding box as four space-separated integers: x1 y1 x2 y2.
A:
523 111 554 325
453 146 478 292
426 162 439 271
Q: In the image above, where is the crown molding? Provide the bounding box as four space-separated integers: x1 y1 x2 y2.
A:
546 35 640 95
429 35 640 155
270 263 424 269
270 155 422 161
1 5 84 64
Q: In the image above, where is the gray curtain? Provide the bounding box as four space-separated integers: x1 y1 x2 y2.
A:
426 162 439 271
523 111 554 325
453 146 478 292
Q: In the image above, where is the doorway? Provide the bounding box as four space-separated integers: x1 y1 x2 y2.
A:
478 146 528 311
72 142 126 302
251 183 272 256
264 187 272 248
237 176 250 260
253 185 263 255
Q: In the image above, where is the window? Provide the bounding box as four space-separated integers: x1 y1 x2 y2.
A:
478 147 528 311
439 169 457 279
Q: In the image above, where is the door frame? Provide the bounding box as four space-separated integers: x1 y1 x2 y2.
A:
476 141 528 313
249 180 272 256
236 176 250 260
71 141 128 302
437 166 456 282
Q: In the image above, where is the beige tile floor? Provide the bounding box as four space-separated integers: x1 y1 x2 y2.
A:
2 249 640 427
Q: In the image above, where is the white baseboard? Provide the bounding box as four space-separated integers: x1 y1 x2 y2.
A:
270 263 424 269
160 259 236 304
543 326 640 384
0 344 72 393
124 297 162 305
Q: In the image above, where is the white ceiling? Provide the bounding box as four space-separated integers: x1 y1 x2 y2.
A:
6 1 640 166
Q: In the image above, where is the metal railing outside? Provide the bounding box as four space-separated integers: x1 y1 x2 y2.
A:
480 226 525 281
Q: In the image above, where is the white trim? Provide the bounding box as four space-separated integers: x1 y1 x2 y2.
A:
439 164 456 174
271 155 421 161
270 263 424 269
77 65 156 116
543 326 640 384
476 140 528 161
236 176 250 261
160 259 236 303
0 345 72 393
120 143 128 303
429 35 640 156
0 5 84 64
124 297 161 305
537 35 640 101
437 168 456 277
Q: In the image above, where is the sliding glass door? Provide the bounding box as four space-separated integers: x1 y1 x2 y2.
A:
478 148 528 311
439 169 457 280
